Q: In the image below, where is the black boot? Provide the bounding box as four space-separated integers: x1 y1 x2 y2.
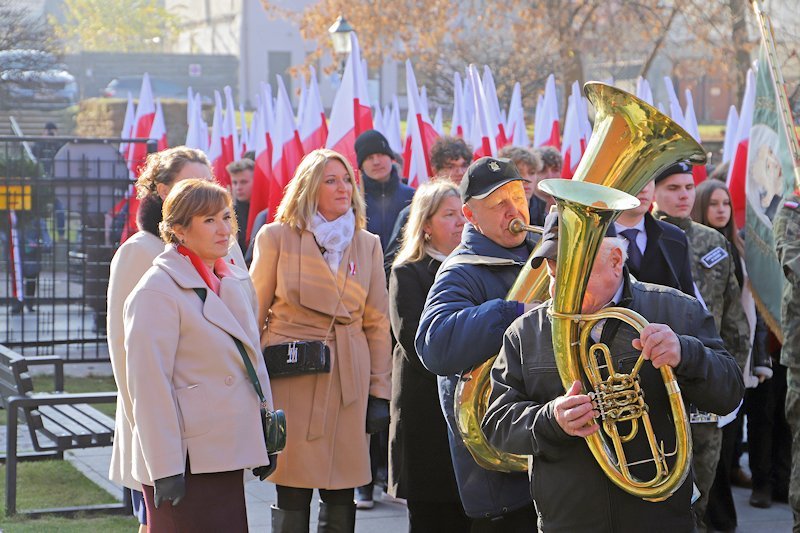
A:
271 505 310 533
317 502 356 533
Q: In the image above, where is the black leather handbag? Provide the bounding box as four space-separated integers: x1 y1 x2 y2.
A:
193 288 286 454
263 341 331 377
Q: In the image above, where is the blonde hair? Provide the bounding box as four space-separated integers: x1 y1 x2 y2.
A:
394 181 460 266
159 178 237 245
135 146 211 199
275 149 366 231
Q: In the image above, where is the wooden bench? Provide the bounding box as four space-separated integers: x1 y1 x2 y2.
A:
0 344 131 517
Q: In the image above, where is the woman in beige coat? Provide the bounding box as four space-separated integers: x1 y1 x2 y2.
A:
107 146 246 529
250 148 391 532
122 179 271 532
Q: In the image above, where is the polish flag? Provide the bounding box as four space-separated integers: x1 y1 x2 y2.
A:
467 64 497 159
119 92 135 163
373 106 384 134
127 73 156 176
533 74 560 149
216 86 240 187
208 91 226 186
533 93 545 146
433 107 444 136
721 105 739 165
451 72 467 139
683 88 707 184
384 96 403 155
185 93 208 152
727 68 756 228
296 75 308 131
239 103 249 156
299 66 328 153
326 33 373 171
246 83 276 236
267 76 305 222
8 211 23 304
561 86 582 178
506 82 530 147
482 66 508 149
663 77 686 127
150 100 168 151
635 77 654 106
402 60 439 187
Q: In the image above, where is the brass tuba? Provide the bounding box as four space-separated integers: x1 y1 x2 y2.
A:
454 82 707 476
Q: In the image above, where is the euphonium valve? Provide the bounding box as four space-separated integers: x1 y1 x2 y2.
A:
539 178 692 502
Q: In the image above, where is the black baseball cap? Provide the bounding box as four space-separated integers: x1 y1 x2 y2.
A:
459 157 524 202
530 212 618 268
654 161 692 184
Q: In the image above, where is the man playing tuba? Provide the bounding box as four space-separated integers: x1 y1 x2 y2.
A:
482 214 744 532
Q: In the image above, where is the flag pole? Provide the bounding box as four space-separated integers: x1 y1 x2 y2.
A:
751 0 800 191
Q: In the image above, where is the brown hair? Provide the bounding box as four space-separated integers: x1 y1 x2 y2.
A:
159 179 237 245
430 137 472 174
226 158 255 175
135 146 211 199
691 179 744 256
498 145 543 173
275 149 366 231
534 146 563 172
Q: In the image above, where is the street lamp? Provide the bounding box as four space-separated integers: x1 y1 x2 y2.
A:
328 15 354 76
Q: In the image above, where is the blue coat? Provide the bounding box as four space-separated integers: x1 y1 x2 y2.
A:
363 167 415 250
414 223 535 518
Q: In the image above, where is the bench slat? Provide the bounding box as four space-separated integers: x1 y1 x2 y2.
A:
38 406 96 447
51 404 114 445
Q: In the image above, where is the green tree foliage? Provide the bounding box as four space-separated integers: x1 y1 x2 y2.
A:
50 0 180 53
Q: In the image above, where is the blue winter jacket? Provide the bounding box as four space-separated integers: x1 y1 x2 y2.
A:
363 166 415 250
414 223 536 518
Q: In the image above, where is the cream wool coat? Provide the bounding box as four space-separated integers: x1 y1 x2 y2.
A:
121 246 270 486
107 233 248 490
250 222 391 489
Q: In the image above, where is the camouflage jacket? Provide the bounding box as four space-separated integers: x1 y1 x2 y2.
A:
653 211 751 371
773 192 800 368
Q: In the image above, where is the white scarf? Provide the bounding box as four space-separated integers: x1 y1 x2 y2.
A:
309 209 355 272
424 245 449 263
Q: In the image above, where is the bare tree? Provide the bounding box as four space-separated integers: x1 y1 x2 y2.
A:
0 0 55 54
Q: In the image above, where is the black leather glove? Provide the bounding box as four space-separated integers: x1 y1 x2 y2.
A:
253 454 278 481
366 396 390 434
153 474 185 509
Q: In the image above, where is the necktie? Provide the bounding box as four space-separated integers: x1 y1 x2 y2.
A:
620 228 643 272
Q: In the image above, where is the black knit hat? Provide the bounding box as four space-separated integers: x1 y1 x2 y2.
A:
654 161 693 184
355 129 394 168
459 157 524 202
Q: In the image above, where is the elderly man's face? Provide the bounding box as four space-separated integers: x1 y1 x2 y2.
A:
547 240 625 314
462 181 529 248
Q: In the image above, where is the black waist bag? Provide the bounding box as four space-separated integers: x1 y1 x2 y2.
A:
263 341 331 378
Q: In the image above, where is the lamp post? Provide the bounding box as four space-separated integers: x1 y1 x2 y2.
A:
328 15 354 77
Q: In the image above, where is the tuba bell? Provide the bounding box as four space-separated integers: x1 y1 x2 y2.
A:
454 82 707 475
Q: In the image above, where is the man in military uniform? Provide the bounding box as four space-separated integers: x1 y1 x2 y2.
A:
773 189 800 532
652 163 750 529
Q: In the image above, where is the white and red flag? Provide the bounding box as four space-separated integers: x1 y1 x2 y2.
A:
246 83 276 237
433 107 444 136
533 74 560 149
561 85 581 178
8 210 23 305
467 64 497 159
127 73 156 176
119 92 135 163
635 77 654 106
185 92 207 152
451 72 467 139
506 82 529 147
482 66 508 149
384 96 403 155
239 103 249 156
683 88 707 184
727 67 756 228
326 33 373 171
402 60 439 187
208 91 226 186
151 99 168 152
663 77 686 127
267 76 305 222
299 66 328 153
722 105 739 165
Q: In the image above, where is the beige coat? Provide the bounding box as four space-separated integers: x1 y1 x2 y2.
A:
250 223 391 489
107 233 248 490
122 246 271 486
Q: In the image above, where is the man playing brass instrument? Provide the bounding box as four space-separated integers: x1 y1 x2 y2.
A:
482 215 744 532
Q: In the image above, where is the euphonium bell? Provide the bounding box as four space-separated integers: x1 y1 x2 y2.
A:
539 178 692 501
454 82 706 475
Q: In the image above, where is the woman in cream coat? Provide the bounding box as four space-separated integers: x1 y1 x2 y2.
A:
123 179 272 531
250 149 391 532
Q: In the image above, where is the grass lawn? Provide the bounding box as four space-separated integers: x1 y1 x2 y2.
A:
0 461 137 531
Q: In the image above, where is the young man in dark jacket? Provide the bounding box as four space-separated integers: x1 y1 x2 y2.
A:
482 222 744 532
356 129 415 250
415 157 539 530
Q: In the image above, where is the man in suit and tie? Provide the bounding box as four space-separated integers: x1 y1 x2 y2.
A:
613 178 695 296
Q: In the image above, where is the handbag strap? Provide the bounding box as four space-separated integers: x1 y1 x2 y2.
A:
193 288 267 408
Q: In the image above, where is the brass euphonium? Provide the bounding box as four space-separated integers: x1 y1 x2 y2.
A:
454 82 707 477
